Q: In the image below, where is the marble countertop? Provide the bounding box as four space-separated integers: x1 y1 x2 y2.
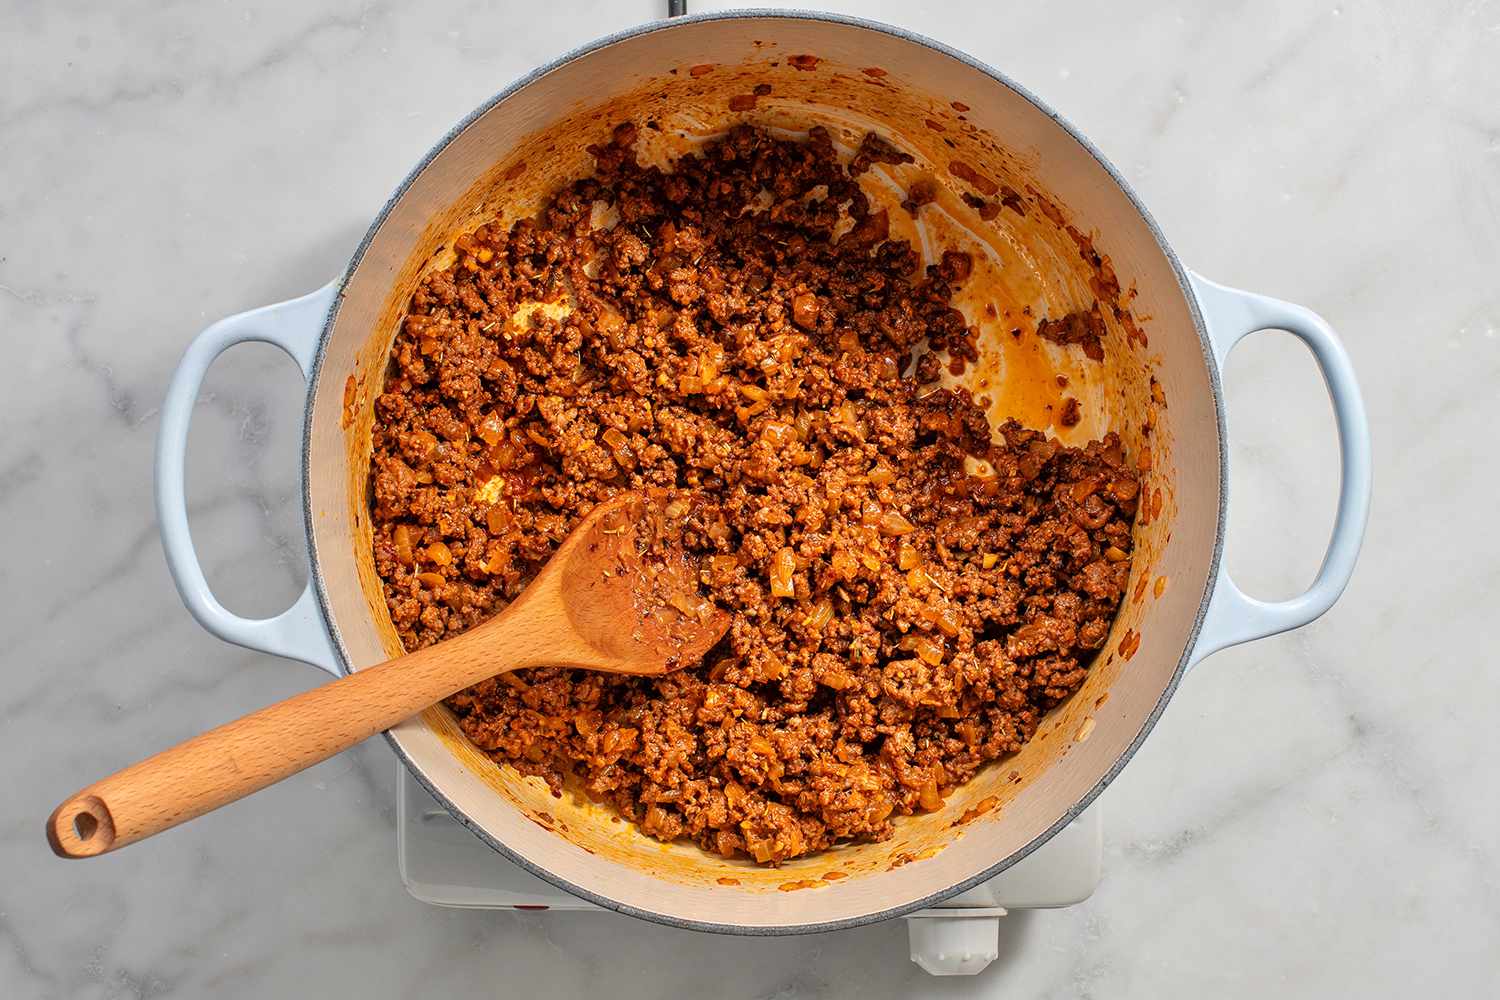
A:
3 0 1496 996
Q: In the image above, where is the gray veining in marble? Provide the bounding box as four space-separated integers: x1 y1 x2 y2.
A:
2 0 1497 996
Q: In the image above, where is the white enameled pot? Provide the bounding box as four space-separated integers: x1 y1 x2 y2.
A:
154 11 1370 934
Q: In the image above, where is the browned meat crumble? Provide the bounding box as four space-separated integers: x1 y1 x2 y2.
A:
368 123 1139 864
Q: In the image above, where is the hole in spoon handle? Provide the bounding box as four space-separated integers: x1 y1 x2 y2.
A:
46 795 116 859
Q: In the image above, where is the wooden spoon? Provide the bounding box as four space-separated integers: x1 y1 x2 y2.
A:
47 492 729 859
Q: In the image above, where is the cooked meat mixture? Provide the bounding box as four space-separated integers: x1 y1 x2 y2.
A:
1037 305 1107 362
369 124 1139 864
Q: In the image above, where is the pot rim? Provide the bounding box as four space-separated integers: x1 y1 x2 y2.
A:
301 7 1226 936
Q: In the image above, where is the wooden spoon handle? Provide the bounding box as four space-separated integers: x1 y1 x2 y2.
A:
46 632 507 859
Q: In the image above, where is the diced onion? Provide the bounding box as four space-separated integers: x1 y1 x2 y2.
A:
761 421 795 449
913 636 944 665
393 525 416 566
487 440 520 471
803 598 834 631
475 412 505 446
474 476 505 505
877 512 915 536
601 426 634 465
918 780 943 812
486 505 512 534
769 547 797 598
919 603 962 638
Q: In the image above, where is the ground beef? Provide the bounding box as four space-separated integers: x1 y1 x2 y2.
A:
369 123 1138 865
1037 305 1107 362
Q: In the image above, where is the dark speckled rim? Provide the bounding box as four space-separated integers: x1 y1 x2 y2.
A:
301 8 1225 936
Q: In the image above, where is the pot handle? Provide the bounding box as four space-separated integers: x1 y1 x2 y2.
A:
155 282 342 676
1186 273 1371 665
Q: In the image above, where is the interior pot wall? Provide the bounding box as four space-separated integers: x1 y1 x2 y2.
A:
305 14 1220 930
